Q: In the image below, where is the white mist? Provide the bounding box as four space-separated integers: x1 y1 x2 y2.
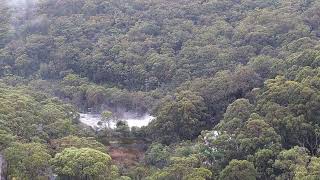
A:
79 113 155 129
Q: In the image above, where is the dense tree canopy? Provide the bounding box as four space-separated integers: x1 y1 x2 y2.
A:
1 0 320 179
51 147 117 180
0 84 79 141
4 142 51 179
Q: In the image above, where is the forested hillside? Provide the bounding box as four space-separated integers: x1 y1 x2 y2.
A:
1 0 320 179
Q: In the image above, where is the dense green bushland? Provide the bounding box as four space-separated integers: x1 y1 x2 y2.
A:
1 0 320 179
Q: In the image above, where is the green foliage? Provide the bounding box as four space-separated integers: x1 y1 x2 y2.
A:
256 75 320 154
4 142 51 179
0 130 15 150
253 149 277 180
51 147 118 179
294 157 320 180
146 156 211 180
52 135 107 153
218 98 254 133
0 84 78 141
273 146 310 180
219 160 257 180
55 74 149 112
145 143 170 168
99 111 113 129
201 48 320 178
114 121 131 138
1 0 320 179
1 0 319 92
148 91 208 144
202 102 281 171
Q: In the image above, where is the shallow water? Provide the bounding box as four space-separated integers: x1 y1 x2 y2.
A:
79 113 155 129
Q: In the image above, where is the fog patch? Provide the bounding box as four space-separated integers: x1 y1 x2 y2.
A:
5 0 39 30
